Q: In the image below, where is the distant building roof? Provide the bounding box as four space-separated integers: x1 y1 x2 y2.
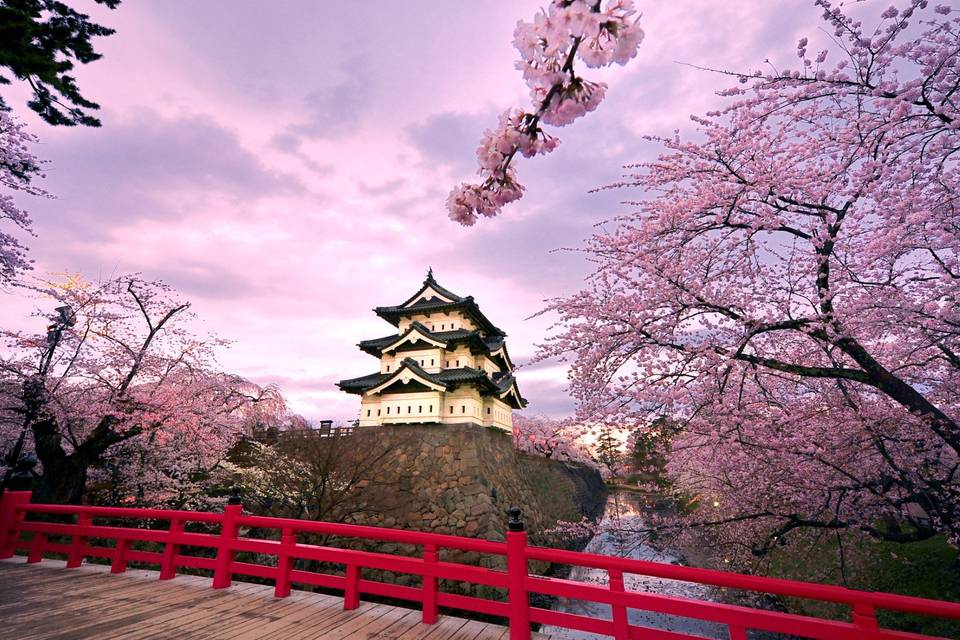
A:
357 321 505 361
373 271 505 337
337 357 527 408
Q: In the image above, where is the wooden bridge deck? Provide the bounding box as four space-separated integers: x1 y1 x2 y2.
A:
0 558 551 640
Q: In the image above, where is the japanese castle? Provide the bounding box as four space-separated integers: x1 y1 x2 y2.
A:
337 270 527 431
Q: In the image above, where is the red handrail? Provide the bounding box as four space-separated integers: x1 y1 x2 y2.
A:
1 489 958 640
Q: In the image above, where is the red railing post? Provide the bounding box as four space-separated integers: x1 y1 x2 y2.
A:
66 512 92 568
506 507 531 640
423 543 438 624
728 625 748 640
27 532 46 563
274 527 295 598
609 569 630 640
0 489 31 559
111 538 130 574
212 491 243 589
852 602 881 638
159 518 183 580
344 564 360 610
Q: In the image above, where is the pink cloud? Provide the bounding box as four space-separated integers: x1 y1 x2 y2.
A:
2 1 826 421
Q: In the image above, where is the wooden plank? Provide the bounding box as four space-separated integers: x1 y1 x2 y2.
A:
473 622 514 640
393 613 470 640
5 576 183 631
338 605 419 639
350 608 425 640
176 590 328 640
240 593 350 640
114 585 284 640
418 615 473 640
296 603 396 640
283 602 394 640
16 578 225 639
0 560 514 640
0 564 218 636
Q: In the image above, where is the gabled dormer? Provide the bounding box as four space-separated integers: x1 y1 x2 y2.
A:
399 268 464 308
381 322 447 354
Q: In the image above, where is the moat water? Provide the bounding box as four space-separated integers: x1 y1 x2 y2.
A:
542 491 725 639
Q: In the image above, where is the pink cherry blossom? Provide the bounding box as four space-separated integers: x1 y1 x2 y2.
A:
537 0 960 560
0 275 285 505
447 0 643 225
0 112 48 285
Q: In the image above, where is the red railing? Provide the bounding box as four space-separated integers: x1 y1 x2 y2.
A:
1 489 959 640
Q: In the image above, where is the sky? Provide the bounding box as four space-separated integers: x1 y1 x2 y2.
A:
0 1 835 422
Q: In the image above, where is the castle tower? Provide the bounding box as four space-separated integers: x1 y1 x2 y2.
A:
337 270 527 430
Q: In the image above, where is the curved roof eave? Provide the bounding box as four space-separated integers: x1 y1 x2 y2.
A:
365 360 449 396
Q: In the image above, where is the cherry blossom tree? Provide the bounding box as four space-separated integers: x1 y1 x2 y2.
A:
539 1 960 559
513 413 600 471
0 111 46 286
447 0 644 225
0 275 283 505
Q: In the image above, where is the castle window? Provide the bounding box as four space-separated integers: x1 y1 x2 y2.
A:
367 410 371 417
446 360 450 367
430 359 434 366
386 406 390 414
420 360 424 366
377 409 381 416
441 324 445 330
386 365 390 372
418 405 422 412
449 406 453 413
486 408 491 415
456 360 460 367
461 405 466 414
429 404 433 412
408 406 411 413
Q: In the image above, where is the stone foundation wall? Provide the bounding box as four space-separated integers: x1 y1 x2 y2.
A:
334 423 606 594
349 422 604 540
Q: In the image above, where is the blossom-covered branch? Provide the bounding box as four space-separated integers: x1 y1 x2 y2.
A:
538 0 960 561
0 112 47 285
447 0 644 226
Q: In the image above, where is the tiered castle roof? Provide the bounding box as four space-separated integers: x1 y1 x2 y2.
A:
337 270 527 411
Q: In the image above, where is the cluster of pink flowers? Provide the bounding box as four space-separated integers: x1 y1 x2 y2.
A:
448 0 644 225
0 276 287 507
0 111 47 284
537 0 960 557
512 413 599 470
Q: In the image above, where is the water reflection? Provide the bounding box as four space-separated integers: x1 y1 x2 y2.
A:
542 492 726 639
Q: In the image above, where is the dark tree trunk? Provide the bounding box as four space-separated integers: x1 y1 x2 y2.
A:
32 456 88 505
24 382 112 505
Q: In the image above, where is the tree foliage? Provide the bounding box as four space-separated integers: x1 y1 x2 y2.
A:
0 110 46 286
0 0 120 127
513 413 598 469
0 274 283 505
539 0 960 561
447 0 644 225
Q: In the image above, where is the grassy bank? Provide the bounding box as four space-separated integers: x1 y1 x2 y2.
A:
767 531 959 637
